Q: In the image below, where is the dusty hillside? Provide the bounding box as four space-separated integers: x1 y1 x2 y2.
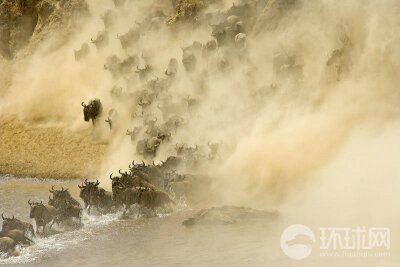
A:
0 117 107 179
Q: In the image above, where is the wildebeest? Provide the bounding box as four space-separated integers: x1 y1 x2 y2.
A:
0 229 33 245
0 237 15 254
110 170 156 192
54 199 81 223
104 55 121 78
139 187 174 211
113 0 126 7
28 200 58 234
49 186 81 223
117 28 140 49
126 127 141 142
112 186 140 215
135 64 152 79
1 213 35 237
78 180 115 214
207 141 219 160
234 33 246 49
49 186 80 208
91 30 109 50
81 99 103 125
74 43 90 61
136 137 162 158
105 108 118 130
102 10 117 30
176 144 198 157
165 58 178 76
113 185 173 215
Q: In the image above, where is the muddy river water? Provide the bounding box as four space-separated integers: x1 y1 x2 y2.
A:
0 175 396 266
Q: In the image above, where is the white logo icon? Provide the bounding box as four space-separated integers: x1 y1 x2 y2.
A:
280 224 315 260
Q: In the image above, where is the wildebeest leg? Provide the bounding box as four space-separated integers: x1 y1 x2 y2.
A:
49 217 56 229
35 219 40 234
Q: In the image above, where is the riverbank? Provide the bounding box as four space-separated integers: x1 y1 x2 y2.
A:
0 117 107 179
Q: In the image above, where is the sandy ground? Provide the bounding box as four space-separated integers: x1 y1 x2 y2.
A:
0 116 107 179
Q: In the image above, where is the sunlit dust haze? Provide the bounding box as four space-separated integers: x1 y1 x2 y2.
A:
0 0 400 214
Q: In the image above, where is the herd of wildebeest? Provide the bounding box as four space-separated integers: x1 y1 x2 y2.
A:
0 0 350 256
0 157 205 255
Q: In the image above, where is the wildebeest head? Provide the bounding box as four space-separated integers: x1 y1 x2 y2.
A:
175 144 198 156
1 214 15 232
91 31 109 49
28 200 44 219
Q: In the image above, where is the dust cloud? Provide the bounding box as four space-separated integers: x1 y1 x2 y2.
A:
0 0 399 209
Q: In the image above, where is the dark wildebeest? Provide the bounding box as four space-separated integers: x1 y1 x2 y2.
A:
0 237 15 254
113 185 173 215
0 229 33 245
110 170 156 192
53 199 81 223
81 99 103 125
49 186 80 208
28 200 57 234
78 180 115 214
112 186 140 215
1 213 35 237
74 43 90 61
49 186 81 223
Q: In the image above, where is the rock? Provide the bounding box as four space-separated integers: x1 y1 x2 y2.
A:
182 205 278 226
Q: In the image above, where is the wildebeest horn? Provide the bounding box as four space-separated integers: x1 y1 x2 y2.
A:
1 213 4 220
153 160 155 166
12 215 14 220
142 160 145 166
49 185 54 193
40 201 43 204
110 173 114 180
129 171 132 176
61 187 64 191
119 169 123 175
28 200 32 206
84 179 88 185
81 102 86 107
78 184 82 189
95 180 99 185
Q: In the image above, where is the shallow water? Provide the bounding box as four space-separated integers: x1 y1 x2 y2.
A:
0 175 396 267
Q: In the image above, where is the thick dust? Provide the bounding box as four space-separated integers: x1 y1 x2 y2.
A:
0 0 399 208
